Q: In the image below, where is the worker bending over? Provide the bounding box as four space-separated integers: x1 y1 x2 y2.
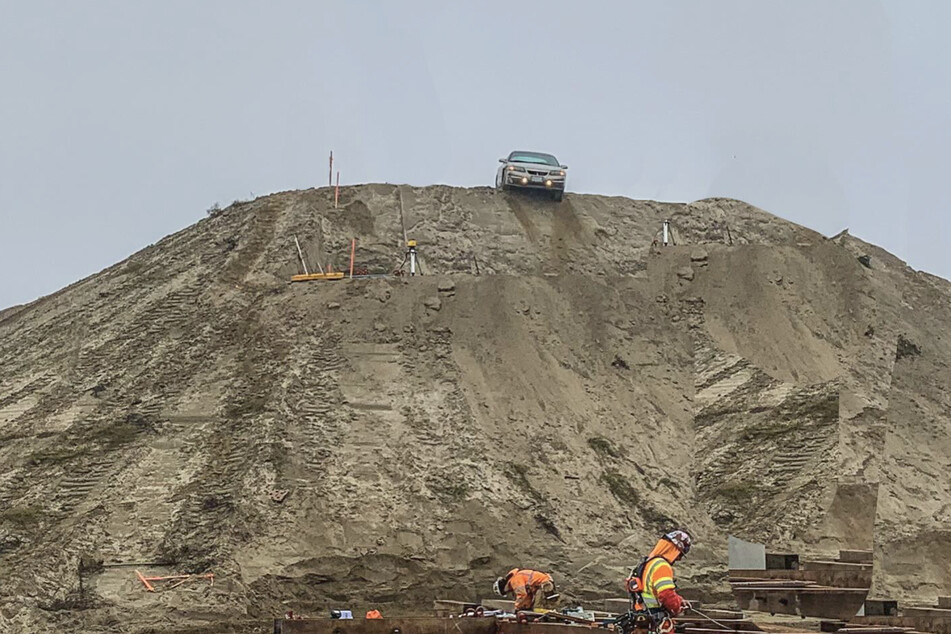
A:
626 530 692 632
493 568 558 611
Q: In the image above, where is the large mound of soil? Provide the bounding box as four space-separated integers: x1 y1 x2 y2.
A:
1 185 947 632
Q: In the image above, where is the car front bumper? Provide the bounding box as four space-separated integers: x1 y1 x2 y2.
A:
505 172 565 190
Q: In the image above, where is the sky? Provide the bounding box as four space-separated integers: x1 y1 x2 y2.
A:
1 0 949 309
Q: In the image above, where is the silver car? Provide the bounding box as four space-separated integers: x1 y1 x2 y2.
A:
495 150 568 201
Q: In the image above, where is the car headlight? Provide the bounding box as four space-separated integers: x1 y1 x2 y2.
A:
507 165 525 172
556 170 565 177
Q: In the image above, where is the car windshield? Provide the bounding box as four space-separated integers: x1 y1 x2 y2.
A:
509 152 560 166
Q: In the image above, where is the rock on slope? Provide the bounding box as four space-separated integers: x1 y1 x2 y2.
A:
0 185 947 631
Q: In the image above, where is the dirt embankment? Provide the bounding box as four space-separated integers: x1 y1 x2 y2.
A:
0 185 947 632
0 304 25 324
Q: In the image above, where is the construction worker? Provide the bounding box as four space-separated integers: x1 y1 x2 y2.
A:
493 568 558 611
625 530 692 632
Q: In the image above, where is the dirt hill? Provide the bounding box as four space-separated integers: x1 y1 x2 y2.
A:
0 185 948 632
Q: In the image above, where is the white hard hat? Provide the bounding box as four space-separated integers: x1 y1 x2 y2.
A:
493 576 507 596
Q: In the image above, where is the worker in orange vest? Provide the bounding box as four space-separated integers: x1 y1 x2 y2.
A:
493 568 558 611
624 530 693 634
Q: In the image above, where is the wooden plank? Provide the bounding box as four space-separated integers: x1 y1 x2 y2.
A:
805 560 874 571
290 272 345 282
281 617 498 634
730 580 813 588
903 607 951 617
838 628 916 634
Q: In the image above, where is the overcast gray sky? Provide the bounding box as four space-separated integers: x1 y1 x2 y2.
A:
2 1 949 309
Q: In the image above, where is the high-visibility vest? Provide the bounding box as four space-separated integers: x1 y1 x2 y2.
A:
640 557 676 610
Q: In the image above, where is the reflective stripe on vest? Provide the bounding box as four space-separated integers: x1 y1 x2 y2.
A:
641 557 674 609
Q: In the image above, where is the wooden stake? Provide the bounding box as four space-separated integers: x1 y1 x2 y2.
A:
136 569 155 592
142 574 202 581
349 238 356 278
294 235 309 275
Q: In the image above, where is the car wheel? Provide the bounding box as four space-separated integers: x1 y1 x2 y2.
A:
496 172 508 191
552 190 564 202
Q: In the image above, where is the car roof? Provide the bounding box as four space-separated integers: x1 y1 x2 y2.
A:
509 150 558 160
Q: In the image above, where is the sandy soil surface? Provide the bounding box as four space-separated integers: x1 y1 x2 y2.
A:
0 185 947 632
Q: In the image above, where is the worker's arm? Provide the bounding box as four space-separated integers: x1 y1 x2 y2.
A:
509 576 532 610
657 588 686 615
650 562 687 616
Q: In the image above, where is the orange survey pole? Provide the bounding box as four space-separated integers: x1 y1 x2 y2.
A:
349 238 356 278
136 569 155 592
139 572 215 591
335 171 340 208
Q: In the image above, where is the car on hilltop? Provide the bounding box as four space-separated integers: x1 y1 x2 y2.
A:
495 150 567 201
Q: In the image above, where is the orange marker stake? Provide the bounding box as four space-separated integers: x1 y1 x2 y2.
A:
136 569 155 592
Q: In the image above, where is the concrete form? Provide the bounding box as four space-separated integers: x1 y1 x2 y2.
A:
730 544 874 621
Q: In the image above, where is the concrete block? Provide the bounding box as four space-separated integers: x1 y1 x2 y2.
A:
433 600 477 617
766 553 799 570
839 549 873 563
729 535 766 570
864 599 899 616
